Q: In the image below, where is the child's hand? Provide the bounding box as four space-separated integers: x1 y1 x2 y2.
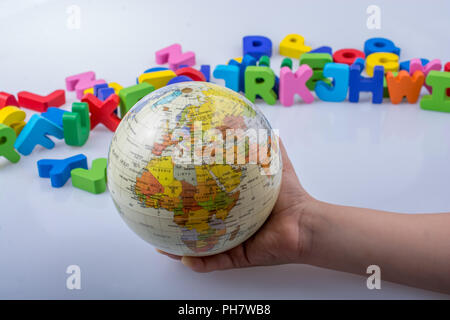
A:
157 140 315 272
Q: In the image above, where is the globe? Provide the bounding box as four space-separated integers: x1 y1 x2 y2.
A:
107 82 282 256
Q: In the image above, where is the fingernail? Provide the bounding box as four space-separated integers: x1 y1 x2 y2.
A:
181 256 195 268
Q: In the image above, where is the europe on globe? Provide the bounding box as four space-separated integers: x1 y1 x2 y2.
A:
107 82 282 256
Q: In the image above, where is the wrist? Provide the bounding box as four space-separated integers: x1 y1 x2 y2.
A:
295 198 332 265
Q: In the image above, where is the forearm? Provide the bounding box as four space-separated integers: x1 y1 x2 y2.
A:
299 200 450 293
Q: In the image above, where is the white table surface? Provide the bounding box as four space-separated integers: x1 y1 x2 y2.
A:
0 0 449 299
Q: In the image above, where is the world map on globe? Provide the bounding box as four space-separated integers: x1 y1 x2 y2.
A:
107 82 282 256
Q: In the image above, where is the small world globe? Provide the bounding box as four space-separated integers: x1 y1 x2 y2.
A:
107 82 282 256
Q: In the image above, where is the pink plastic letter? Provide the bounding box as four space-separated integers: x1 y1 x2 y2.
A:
65 71 96 91
409 59 442 93
279 65 314 106
65 71 106 99
155 44 196 70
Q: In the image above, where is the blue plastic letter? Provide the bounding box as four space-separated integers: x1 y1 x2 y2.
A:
228 54 257 92
310 46 333 55
15 114 64 155
315 63 350 102
349 64 384 104
213 65 240 92
364 37 400 56
37 154 88 188
41 107 67 128
243 35 272 59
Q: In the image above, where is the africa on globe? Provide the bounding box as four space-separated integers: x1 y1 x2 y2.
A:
107 82 282 256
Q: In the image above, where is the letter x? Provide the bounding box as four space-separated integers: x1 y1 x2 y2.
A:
81 93 121 132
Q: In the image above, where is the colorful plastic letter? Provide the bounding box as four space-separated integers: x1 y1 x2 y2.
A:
37 154 88 188
310 46 332 55
81 94 121 131
0 92 19 109
0 106 26 135
281 58 292 69
41 107 67 128
84 87 94 95
349 64 384 104
410 59 442 93
386 70 425 104
118 83 155 117
175 67 206 81
167 76 193 85
228 55 257 92
213 65 240 92
364 37 400 56
258 55 270 67
109 82 123 94
94 83 109 97
66 71 96 91
315 63 350 102
138 70 176 89
244 66 277 105
353 58 366 71
14 114 64 155
17 90 65 112
333 48 365 65
279 34 311 59
299 53 333 90
243 36 272 59
168 65 209 81
0 124 20 163
66 71 106 100
63 102 90 146
279 65 314 106
71 158 107 194
155 44 195 70
200 65 211 82
366 52 399 76
420 71 450 112
135 67 171 84
98 87 115 101
399 59 429 72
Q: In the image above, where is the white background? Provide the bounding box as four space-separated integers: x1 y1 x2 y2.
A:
1 0 449 299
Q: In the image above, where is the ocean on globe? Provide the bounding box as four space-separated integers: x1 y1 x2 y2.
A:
107 82 282 256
